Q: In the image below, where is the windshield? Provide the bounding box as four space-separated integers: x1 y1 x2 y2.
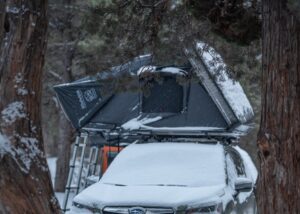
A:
100 143 226 187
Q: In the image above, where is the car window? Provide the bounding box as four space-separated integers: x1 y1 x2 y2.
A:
226 154 237 187
107 151 119 166
142 76 184 113
226 148 246 177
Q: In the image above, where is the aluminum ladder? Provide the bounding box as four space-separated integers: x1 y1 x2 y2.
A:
62 133 101 212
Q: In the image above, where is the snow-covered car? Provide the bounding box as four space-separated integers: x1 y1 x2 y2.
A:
70 142 257 214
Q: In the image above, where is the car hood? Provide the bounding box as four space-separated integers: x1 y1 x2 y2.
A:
73 182 226 209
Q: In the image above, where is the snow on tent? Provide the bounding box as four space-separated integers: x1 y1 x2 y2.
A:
54 47 254 138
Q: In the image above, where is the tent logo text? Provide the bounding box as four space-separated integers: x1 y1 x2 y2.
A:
76 90 87 109
84 88 97 102
76 88 98 110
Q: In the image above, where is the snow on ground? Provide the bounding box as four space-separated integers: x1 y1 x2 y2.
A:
47 157 71 209
47 157 81 211
47 157 57 185
197 42 254 123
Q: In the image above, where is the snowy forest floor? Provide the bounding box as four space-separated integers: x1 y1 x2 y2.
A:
47 157 74 209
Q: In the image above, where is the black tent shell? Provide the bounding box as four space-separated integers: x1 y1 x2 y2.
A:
54 51 254 139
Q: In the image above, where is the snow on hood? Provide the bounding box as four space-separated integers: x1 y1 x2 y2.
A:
101 143 226 187
197 42 254 123
72 143 228 209
73 182 225 209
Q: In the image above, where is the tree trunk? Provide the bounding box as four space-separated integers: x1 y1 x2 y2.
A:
257 0 300 213
54 44 74 191
54 0 74 192
55 111 72 192
0 1 60 213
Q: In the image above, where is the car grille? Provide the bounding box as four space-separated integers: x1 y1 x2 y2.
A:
103 207 174 214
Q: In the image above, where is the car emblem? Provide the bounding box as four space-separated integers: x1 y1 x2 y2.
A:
129 207 146 214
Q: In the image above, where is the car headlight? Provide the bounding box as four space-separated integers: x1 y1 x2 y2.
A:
185 203 222 214
73 201 102 213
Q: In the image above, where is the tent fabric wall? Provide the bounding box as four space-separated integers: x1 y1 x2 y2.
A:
54 52 254 135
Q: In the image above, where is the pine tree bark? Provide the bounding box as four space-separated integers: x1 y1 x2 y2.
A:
257 0 300 213
0 1 60 213
54 0 74 192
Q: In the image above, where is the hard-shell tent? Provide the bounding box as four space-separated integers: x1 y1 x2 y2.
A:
54 45 254 139
56 46 255 212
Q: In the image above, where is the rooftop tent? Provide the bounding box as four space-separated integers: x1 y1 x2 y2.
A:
87 66 230 133
53 54 153 129
54 48 254 137
54 80 112 129
139 66 188 114
187 42 254 124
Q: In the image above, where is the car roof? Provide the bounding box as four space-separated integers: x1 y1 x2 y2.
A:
100 142 226 187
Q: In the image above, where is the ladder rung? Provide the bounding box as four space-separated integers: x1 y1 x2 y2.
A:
63 135 89 211
65 186 79 190
69 164 83 168
74 143 86 147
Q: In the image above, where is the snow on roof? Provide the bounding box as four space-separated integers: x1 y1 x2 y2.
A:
197 42 254 123
121 116 162 130
137 54 152 58
101 143 226 187
160 67 188 75
121 115 224 132
137 65 156 75
137 66 187 76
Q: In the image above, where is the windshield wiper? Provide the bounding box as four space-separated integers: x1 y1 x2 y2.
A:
145 184 187 187
104 183 127 186
104 183 187 187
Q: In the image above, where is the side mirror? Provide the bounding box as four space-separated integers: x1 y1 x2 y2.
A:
234 177 253 192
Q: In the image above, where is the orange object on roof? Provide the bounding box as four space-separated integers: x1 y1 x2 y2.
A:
101 146 123 175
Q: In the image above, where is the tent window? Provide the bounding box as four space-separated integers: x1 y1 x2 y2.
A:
142 76 183 113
